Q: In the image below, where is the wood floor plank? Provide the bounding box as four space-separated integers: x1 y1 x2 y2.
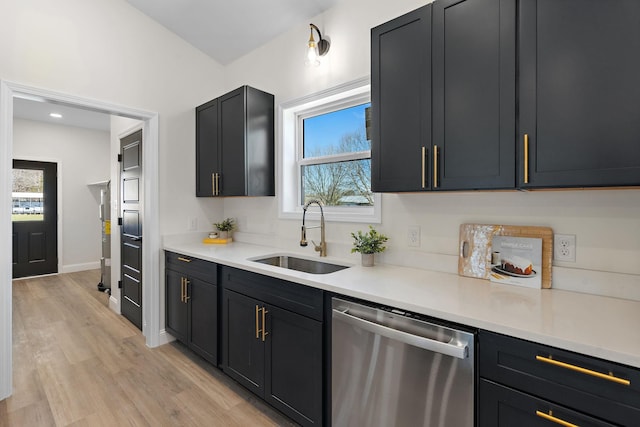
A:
2 270 298 427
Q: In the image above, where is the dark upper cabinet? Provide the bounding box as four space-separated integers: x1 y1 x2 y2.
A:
371 5 432 192
196 85 275 197
519 0 640 188
432 0 516 190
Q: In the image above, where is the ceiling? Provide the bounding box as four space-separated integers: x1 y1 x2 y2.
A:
13 97 111 132
124 0 341 65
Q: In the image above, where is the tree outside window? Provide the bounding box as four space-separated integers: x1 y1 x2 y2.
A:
300 102 372 207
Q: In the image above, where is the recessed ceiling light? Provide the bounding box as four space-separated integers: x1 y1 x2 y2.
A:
49 113 62 119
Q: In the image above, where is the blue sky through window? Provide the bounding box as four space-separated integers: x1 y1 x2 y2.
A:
303 103 371 157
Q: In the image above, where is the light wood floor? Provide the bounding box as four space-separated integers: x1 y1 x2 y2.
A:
0 270 297 426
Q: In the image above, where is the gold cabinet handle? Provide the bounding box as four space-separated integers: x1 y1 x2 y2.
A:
536 410 578 427
433 145 439 189
261 307 269 342
421 146 426 189
184 279 190 302
211 173 215 196
177 257 191 263
524 134 529 184
215 173 220 196
255 305 260 339
536 355 630 386
180 277 185 303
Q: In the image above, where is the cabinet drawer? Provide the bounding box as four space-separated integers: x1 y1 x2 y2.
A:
480 379 616 427
479 330 640 425
220 266 323 321
165 251 217 284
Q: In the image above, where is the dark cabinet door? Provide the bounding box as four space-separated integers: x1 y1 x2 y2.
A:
165 269 188 342
432 0 515 190
219 88 246 196
519 0 640 188
264 304 323 426
222 289 264 395
479 379 617 427
195 99 220 197
371 5 432 192
188 277 218 365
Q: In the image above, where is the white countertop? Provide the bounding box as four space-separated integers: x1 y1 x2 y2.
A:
164 240 640 369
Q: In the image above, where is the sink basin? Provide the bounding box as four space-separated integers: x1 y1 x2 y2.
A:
251 255 350 275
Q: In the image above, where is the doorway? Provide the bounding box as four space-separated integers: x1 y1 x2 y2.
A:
12 160 58 278
0 81 162 401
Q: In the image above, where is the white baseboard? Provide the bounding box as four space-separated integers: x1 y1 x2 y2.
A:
61 261 100 274
156 329 176 347
108 295 120 314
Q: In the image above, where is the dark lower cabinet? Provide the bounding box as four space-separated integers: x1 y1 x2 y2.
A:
221 267 324 426
519 0 640 188
479 330 640 426
165 252 218 365
480 379 617 427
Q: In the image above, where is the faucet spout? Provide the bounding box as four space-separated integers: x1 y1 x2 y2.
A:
300 199 327 257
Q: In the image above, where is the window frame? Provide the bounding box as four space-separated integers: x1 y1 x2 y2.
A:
278 77 381 223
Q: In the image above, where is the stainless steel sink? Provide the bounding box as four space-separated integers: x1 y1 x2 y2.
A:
251 255 350 274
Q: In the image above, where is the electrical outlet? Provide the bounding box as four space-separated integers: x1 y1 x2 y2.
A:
554 234 576 262
188 217 198 231
407 226 421 247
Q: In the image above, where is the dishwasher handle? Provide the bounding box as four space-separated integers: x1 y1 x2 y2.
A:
333 308 469 359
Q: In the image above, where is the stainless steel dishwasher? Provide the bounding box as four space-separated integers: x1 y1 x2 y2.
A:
332 297 475 427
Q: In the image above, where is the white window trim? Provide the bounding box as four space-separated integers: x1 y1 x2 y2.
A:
278 77 381 223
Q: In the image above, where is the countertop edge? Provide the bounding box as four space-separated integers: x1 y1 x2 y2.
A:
163 241 640 369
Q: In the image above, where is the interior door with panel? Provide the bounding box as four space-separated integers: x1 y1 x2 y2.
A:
120 129 143 330
371 5 432 192
519 0 640 188
432 0 516 190
12 160 58 278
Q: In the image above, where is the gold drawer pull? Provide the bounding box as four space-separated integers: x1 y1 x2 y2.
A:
536 410 578 427
261 308 269 342
524 134 529 184
255 305 260 339
433 145 439 189
421 146 426 189
536 355 630 386
177 257 192 263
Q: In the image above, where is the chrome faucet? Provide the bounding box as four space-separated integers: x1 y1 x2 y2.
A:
300 199 327 257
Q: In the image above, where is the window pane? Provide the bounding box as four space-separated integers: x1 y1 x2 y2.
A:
12 169 44 222
301 159 373 207
303 103 371 158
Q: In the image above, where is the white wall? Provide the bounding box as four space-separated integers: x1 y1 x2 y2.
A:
0 0 226 237
222 0 640 301
13 118 109 272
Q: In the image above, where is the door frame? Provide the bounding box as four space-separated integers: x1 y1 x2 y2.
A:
0 80 162 400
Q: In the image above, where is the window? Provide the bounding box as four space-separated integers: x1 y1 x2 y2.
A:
279 78 380 222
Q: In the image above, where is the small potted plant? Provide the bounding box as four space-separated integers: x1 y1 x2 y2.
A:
213 217 235 239
351 226 389 267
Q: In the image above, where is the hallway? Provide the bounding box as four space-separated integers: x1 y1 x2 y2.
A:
0 270 295 426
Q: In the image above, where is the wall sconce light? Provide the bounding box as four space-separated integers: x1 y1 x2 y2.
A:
306 23 330 67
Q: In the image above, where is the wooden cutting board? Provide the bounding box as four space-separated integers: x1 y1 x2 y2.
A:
458 224 553 289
